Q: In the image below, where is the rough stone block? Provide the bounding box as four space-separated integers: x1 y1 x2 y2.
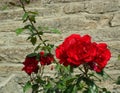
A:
0 6 60 20
85 13 113 27
0 74 22 93
0 64 22 73
85 0 119 14
0 20 23 32
0 46 33 63
110 12 120 27
63 2 85 14
41 0 83 4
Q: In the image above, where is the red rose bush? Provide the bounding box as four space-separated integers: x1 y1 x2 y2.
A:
17 0 112 92
21 34 111 93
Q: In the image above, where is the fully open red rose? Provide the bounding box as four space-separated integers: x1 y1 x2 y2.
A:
40 51 54 65
22 56 39 75
56 34 111 72
56 34 97 67
89 43 111 72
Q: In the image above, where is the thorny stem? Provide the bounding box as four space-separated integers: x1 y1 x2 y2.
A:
19 0 47 46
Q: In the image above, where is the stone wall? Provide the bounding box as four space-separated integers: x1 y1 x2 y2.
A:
0 0 120 92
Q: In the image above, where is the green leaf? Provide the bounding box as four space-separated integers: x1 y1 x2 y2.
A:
83 78 98 93
72 85 77 93
25 0 30 4
29 15 36 23
118 55 120 60
97 70 108 80
32 84 39 93
66 77 76 85
23 81 32 93
24 25 35 33
46 44 54 52
28 11 38 15
36 77 45 85
27 53 37 57
37 31 43 35
50 28 60 34
57 81 66 90
88 84 98 93
97 70 113 80
97 70 104 76
22 0 30 4
16 28 24 35
1 5 8 10
64 85 75 93
43 40 49 43
22 13 29 22
116 76 120 85
101 88 111 93
30 36 37 45
44 81 52 90
55 63 61 71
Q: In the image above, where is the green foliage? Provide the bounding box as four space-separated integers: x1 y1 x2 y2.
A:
97 70 109 80
83 77 98 93
118 55 120 60
23 81 32 93
34 43 41 52
30 36 37 45
0 5 8 11
16 28 24 35
16 0 113 93
116 76 120 85
22 0 30 4
101 88 111 93
49 28 60 34
32 84 39 93
22 13 29 22
24 25 35 34
27 53 38 57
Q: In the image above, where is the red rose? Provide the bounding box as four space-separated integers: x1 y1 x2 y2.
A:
56 34 97 67
40 51 54 65
22 56 39 75
89 43 111 72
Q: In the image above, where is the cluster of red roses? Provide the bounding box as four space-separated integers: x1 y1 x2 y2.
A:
56 34 111 72
22 34 111 75
22 52 54 75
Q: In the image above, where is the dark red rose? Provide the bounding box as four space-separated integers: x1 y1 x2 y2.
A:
40 51 54 65
22 56 39 75
89 43 111 72
56 34 97 67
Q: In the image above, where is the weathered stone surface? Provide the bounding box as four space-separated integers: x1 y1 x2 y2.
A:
0 0 120 92
0 74 22 93
63 2 85 14
0 6 61 20
0 64 22 72
0 20 23 32
37 15 98 30
41 0 83 4
0 32 28 46
85 13 113 27
85 0 119 14
0 0 40 10
110 12 120 27
0 46 33 63
64 27 120 41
